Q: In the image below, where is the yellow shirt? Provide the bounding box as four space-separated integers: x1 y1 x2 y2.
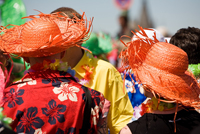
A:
73 51 133 134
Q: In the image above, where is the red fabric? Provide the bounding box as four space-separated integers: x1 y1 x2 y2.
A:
2 70 104 134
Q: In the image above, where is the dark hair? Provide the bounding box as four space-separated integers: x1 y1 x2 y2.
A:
170 27 200 64
51 7 82 19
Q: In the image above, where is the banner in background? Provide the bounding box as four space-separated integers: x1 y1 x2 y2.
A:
113 0 134 10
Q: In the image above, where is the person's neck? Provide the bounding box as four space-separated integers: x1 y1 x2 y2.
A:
29 53 62 66
62 46 84 68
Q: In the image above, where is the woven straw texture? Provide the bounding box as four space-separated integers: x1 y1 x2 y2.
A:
120 26 200 109
0 12 92 57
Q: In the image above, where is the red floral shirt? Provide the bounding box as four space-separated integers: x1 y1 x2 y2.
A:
2 70 105 134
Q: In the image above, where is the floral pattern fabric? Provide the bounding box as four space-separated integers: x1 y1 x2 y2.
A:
122 72 146 108
73 50 134 134
121 72 146 122
53 82 80 102
2 70 105 134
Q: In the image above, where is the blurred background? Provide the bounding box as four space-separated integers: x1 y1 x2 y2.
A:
0 0 200 79
1 0 200 37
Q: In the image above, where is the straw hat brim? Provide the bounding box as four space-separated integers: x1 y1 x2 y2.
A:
0 12 92 57
136 63 200 108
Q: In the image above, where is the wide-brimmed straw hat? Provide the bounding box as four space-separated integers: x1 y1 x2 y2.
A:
0 11 92 57
120 26 200 110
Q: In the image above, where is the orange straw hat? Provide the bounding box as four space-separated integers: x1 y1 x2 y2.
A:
120 26 200 110
0 11 92 57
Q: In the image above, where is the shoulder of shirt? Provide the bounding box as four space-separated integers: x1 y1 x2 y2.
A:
95 58 117 70
94 58 122 78
81 51 121 79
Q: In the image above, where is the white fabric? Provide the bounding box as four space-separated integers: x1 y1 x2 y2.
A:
132 28 165 42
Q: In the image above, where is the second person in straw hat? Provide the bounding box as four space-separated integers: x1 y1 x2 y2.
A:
119 27 200 134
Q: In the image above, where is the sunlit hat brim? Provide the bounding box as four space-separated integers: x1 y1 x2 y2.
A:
0 12 92 57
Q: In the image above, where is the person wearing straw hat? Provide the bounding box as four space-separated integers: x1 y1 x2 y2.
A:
0 11 107 134
120 28 166 122
51 7 134 134
119 26 200 134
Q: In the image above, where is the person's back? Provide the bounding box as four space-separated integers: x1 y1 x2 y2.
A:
73 50 133 133
3 69 104 133
51 7 134 134
0 11 106 134
126 109 200 134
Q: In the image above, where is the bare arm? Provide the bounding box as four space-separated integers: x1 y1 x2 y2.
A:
119 125 132 134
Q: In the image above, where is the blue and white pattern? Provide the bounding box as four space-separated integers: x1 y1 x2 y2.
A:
4 88 24 108
122 71 146 108
16 107 44 134
42 99 66 125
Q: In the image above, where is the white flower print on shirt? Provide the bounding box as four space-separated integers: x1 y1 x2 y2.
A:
91 104 101 125
34 128 46 134
53 82 80 102
17 78 37 88
125 79 136 93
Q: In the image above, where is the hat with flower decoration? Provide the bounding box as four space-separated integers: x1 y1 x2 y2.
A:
120 26 200 110
0 11 92 57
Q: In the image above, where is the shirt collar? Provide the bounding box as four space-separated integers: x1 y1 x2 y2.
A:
73 50 94 78
22 70 75 81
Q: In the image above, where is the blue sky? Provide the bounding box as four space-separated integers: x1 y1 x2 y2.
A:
10 0 200 37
